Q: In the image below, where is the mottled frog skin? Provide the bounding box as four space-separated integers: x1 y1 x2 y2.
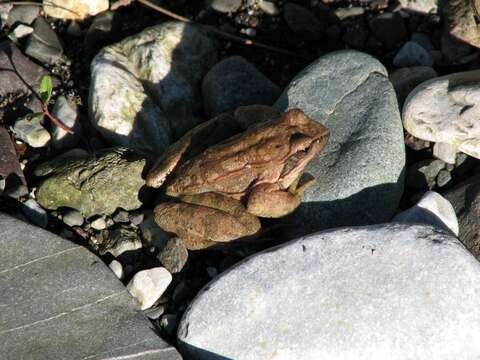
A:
147 105 330 249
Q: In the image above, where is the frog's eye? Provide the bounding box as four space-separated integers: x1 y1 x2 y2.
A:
290 133 312 150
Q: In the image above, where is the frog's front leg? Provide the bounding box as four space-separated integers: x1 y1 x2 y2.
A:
154 193 261 250
246 173 315 218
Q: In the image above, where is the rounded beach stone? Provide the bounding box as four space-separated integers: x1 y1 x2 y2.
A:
274 50 405 233
179 223 480 359
403 70 480 159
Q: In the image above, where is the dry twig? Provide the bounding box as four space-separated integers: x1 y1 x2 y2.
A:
113 0 304 58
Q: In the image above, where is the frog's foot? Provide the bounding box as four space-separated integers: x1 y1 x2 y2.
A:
154 193 261 250
289 172 315 195
246 183 301 218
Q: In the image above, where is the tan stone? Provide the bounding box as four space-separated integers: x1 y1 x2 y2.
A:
43 0 109 20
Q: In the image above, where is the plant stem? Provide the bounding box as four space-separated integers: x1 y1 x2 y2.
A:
43 103 75 134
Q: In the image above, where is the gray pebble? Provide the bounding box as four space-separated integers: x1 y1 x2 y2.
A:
90 217 107 230
157 237 188 274
13 113 51 148
51 95 81 150
437 169 452 187
144 305 165 320
406 159 445 189
393 41 434 67
258 0 279 15
22 198 48 228
112 209 130 223
24 17 63 64
210 0 242 13
160 314 178 336
62 209 84 227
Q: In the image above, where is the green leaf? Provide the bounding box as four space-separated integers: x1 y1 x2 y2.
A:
39 75 53 104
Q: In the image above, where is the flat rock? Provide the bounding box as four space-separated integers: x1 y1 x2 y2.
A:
0 213 181 360
179 223 480 359
0 127 26 197
43 0 109 20
89 21 218 155
403 70 480 159
24 17 63 65
35 148 146 218
202 56 281 118
0 41 50 102
274 50 405 233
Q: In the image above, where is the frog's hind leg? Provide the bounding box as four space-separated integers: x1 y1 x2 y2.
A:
154 193 261 250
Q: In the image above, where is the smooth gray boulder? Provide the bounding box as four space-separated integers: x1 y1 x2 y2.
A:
179 223 480 359
274 50 405 233
0 213 181 360
89 21 218 155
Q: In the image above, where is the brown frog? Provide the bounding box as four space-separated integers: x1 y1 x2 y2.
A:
146 105 330 250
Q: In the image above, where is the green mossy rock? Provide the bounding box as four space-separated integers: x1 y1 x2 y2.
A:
35 148 146 218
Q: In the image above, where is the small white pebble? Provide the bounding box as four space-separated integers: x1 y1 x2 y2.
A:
90 217 107 230
109 260 124 280
127 267 172 310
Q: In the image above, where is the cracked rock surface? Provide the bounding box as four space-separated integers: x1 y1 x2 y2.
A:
274 50 405 233
0 213 181 360
35 148 146 218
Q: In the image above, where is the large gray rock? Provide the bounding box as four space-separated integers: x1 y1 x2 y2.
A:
0 213 181 360
274 50 405 233
179 223 480 359
89 21 218 155
35 148 146 218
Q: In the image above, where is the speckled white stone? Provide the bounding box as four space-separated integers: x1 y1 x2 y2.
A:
89 21 217 155
179 223 480 359
43 0 109 20
403 70 480 159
